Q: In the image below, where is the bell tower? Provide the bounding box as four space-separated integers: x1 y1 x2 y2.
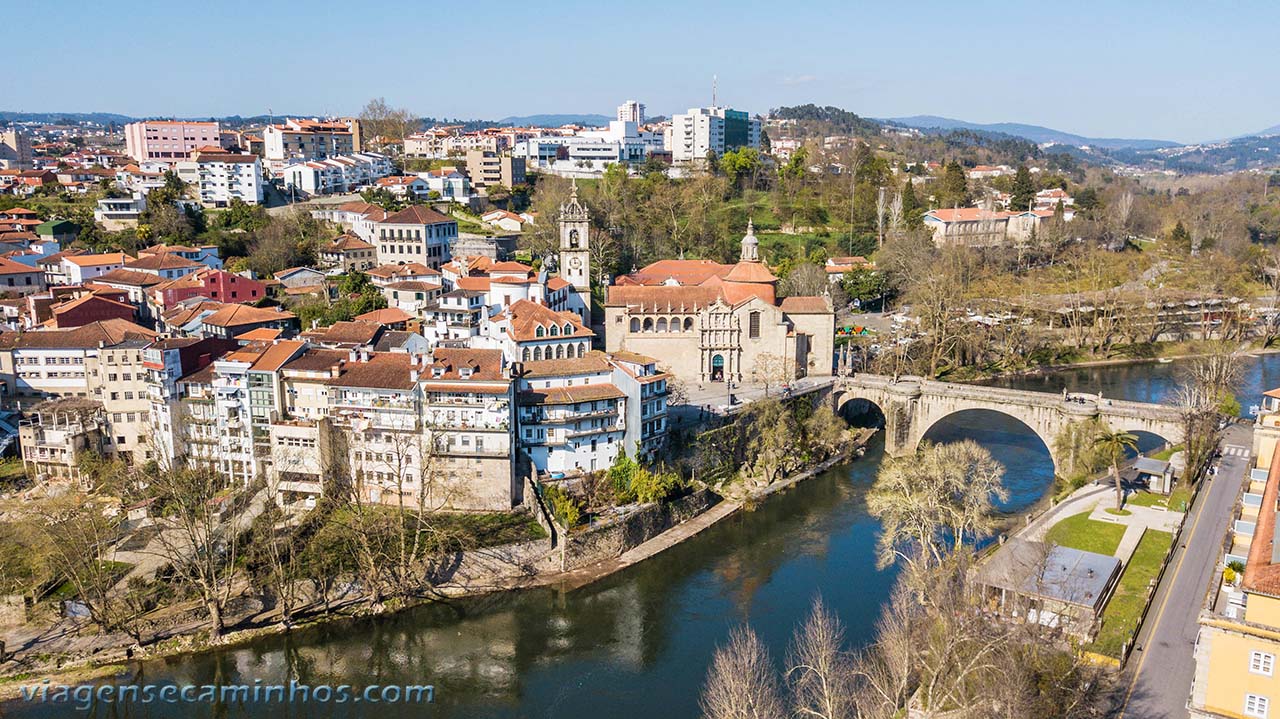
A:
558 180 592 325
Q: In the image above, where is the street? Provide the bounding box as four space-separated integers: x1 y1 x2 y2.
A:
1120 423 1253 718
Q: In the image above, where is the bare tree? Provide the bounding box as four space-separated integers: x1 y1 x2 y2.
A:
787 598 855 719
700 626 785 719
875 186 887 249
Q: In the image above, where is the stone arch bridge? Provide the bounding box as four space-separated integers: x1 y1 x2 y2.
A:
833 374 1185 476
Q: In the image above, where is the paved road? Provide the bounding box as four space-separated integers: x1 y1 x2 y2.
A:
1121 423 1253 718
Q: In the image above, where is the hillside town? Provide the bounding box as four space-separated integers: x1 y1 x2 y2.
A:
3 65 1280 719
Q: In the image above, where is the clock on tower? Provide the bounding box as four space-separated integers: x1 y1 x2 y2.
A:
558 181 593 325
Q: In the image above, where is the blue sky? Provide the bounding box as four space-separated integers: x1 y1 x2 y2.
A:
7 0 1278 143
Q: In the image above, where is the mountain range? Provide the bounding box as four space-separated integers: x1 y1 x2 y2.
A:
882 115 1181 150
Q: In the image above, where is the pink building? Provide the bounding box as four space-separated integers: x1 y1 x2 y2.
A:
124 121 225 163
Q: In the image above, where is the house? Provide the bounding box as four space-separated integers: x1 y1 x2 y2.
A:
354 307 414 330
374 205 457 270
124 251 203 280
320 233 377 274
418 166 471 201
61 253 128 285
1128 457 1175 495
137 244 222 270
482 210 527 233
0 256 46 296
35 219 78 246
273 267 327 289
972 538 1122 639
197 304 299 339
47 294 137 328
94 194 147 225
149 268 266 314
374 175 430 199
381 280 443 318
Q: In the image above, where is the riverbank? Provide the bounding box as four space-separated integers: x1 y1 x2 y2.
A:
949 341 1280 385
0 431 876 702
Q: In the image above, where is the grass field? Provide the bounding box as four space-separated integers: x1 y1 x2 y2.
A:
1091 529 1174 657
1125 486 1192 512
1043 511 1127 556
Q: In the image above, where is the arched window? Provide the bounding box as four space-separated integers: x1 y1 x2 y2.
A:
549 325 559 336
748 311 761 339
683 317 694 331
642 317 654 332
533 346 543 361
564 323 573 335
630 317 641 332
656 318 668 332
577 343 586 357
535 325 545 338
669 317 679 332
522 348 530 361
555 344 565 359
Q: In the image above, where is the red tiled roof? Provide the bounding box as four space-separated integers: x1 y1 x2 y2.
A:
355 307 413 325
381 205 452 226
504 299 592 342
779 296 832 314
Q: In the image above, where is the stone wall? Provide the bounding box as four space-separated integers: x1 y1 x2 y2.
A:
560 489 720 571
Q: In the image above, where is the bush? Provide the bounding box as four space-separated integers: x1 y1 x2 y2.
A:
1224 566 1237 583
542 484 581 528
1229 560 1246 574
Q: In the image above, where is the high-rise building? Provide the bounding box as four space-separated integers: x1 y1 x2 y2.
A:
0 129 32 170
616 100 645 124
668 106 760 163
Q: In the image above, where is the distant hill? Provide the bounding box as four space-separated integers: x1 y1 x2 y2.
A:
1244 123 1280 138
883 115 1179 151
498 113 612 127
771 104 881 136
0 111 137 126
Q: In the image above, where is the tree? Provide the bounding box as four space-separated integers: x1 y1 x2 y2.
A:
1168 220 1192 253
866 440 1007 572
143 464 249 639
359 97 419 147
742 399 802 485
936 161 969 208
245 210 325 277
1009 164 1035 211
750 352 793 397
1092 429 1138 510
700 626 785 719
778 262 828 298
840 269 887 308
899 179 922 229
786 598 855 719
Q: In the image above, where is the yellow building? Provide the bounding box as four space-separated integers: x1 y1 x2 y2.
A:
1191 392 1280 718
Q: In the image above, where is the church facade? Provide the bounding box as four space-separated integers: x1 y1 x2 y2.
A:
603 222 835 386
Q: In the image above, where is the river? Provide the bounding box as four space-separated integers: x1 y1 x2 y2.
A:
10 353 1280 718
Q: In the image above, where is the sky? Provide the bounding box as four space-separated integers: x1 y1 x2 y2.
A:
6 0 1279 144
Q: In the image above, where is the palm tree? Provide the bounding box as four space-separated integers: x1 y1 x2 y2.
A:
1094 429 1139 510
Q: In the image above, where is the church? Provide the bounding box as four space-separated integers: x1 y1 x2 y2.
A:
603 221 835 386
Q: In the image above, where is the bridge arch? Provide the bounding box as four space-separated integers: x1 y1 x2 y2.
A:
915 406 1061 478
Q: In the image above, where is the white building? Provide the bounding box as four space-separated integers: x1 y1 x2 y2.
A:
374 205 457 270
668 106 761 163
174 151 264 207
280 152 393 198
617 100 646 124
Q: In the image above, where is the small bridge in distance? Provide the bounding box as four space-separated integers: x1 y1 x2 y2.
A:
832 374 1185 475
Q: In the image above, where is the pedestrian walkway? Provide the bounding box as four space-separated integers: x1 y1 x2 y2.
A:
1112 525 1146 563
1223 444 1250 458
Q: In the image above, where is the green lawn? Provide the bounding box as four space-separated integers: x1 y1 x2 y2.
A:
1043 511 1127 556
1125 486 1192 512
1150 444 1184 461
1091 529 1174 657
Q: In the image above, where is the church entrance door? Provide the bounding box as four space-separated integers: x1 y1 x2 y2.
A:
710 354 725 382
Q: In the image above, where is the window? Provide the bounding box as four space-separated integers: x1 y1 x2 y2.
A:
1248 695 1270 718
1252 652 1275 677
748 311 761 338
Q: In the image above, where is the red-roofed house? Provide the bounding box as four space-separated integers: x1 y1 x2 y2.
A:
374 205 457 270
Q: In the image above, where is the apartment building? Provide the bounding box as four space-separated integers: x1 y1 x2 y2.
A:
142 336 238 467
668 106 760 163
263 118 358 172
1191 390 1280 719
124 120 224 163
60 252 128 285
174 151 264 206
375 205 457 270
18 398 106 484
465 150 526 189
0 129 32 170
516 350 667 475
280 152 393 197
617 100 646 124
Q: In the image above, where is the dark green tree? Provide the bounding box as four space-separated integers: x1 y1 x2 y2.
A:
1009 164 1035 211
1168 220 1192 252
936 160 969 208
